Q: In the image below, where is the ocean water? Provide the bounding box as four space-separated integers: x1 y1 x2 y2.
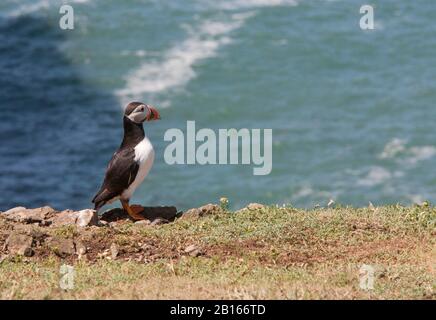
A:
1 0 435 212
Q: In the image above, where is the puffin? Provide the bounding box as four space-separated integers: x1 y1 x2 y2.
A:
92 101 160 220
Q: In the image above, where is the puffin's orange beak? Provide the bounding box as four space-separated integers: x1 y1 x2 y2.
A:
146 105 160 121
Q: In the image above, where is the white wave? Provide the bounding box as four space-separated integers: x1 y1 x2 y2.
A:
379 138 436 165
231 11 257 21
379 138 407 159
117 0 299 106
117 15 250 105
6 0 91 18
7 0 50 18
120 50 148 57
404 146 436 165
210 0 298 10
357 166 392 187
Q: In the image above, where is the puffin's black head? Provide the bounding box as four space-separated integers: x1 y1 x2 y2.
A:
124 101 161 124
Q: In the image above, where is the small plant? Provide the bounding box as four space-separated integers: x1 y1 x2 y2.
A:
52 225 78 239
219 197 229 211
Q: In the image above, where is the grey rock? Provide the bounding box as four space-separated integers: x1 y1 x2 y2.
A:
246 203 265 210
190 250 201 257
184 244 197 253
180 204 222 220
150 218 169 226
181 208 201 219
75 241 87 256
76 209 98 227
20 247 34 257
199 204 220 215
109 221 118 228
2 207 26 215
5 232 34 257
134 220 151 226
184 244 202 257
98 220 109 227
110 243 119 259
48 238 75 258
48 209 98 227
76 241 87 261
49 210 78 227
3 206 56 224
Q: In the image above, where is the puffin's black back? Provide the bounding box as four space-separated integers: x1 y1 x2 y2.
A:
92 115 145 210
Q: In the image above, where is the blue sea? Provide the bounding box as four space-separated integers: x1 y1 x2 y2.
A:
1 0 435 212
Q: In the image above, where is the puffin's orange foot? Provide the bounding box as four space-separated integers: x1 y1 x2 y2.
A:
121 201 145 221
130 205 145 216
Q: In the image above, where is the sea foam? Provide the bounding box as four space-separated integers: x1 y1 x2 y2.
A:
357 166 392 187
117 0 299 106
116 15 251 105
379 138 436 165
209 0 298 11
5 0 90 18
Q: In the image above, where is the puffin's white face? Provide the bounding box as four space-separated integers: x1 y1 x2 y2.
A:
127 104 148 123
125 102 160 124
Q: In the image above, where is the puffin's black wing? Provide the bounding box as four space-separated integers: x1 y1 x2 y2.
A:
92 147 139 210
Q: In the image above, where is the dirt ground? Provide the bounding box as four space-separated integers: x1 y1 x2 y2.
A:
0 203 434 299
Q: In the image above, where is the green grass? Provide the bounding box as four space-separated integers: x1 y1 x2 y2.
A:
0 204 435 299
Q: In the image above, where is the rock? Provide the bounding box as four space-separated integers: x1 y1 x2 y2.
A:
180 208 200 219
2 206 99 228
98 220 109 227
180 204 222 220
5 232 34 257
27 228 47 246
184 244 202 257
20 247 34 257
236 203 266 213
2 207 26 215
199 204 221 215
49 210 78 227
134 220 151 226
49 209 99 227
76 209 98 227
97 249 111 259
48 238 75 258
142 206 178 221
3 206 56 224
109 221 118 228
150 218 169 226
100 208 127 222
101 206 178 223
110 243 119 259
246 203 265 210
184 244 197 253
75 241 87 256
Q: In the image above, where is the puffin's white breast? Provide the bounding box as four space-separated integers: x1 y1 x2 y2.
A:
121 136 154 200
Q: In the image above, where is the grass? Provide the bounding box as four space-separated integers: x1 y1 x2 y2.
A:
0 204 435 299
